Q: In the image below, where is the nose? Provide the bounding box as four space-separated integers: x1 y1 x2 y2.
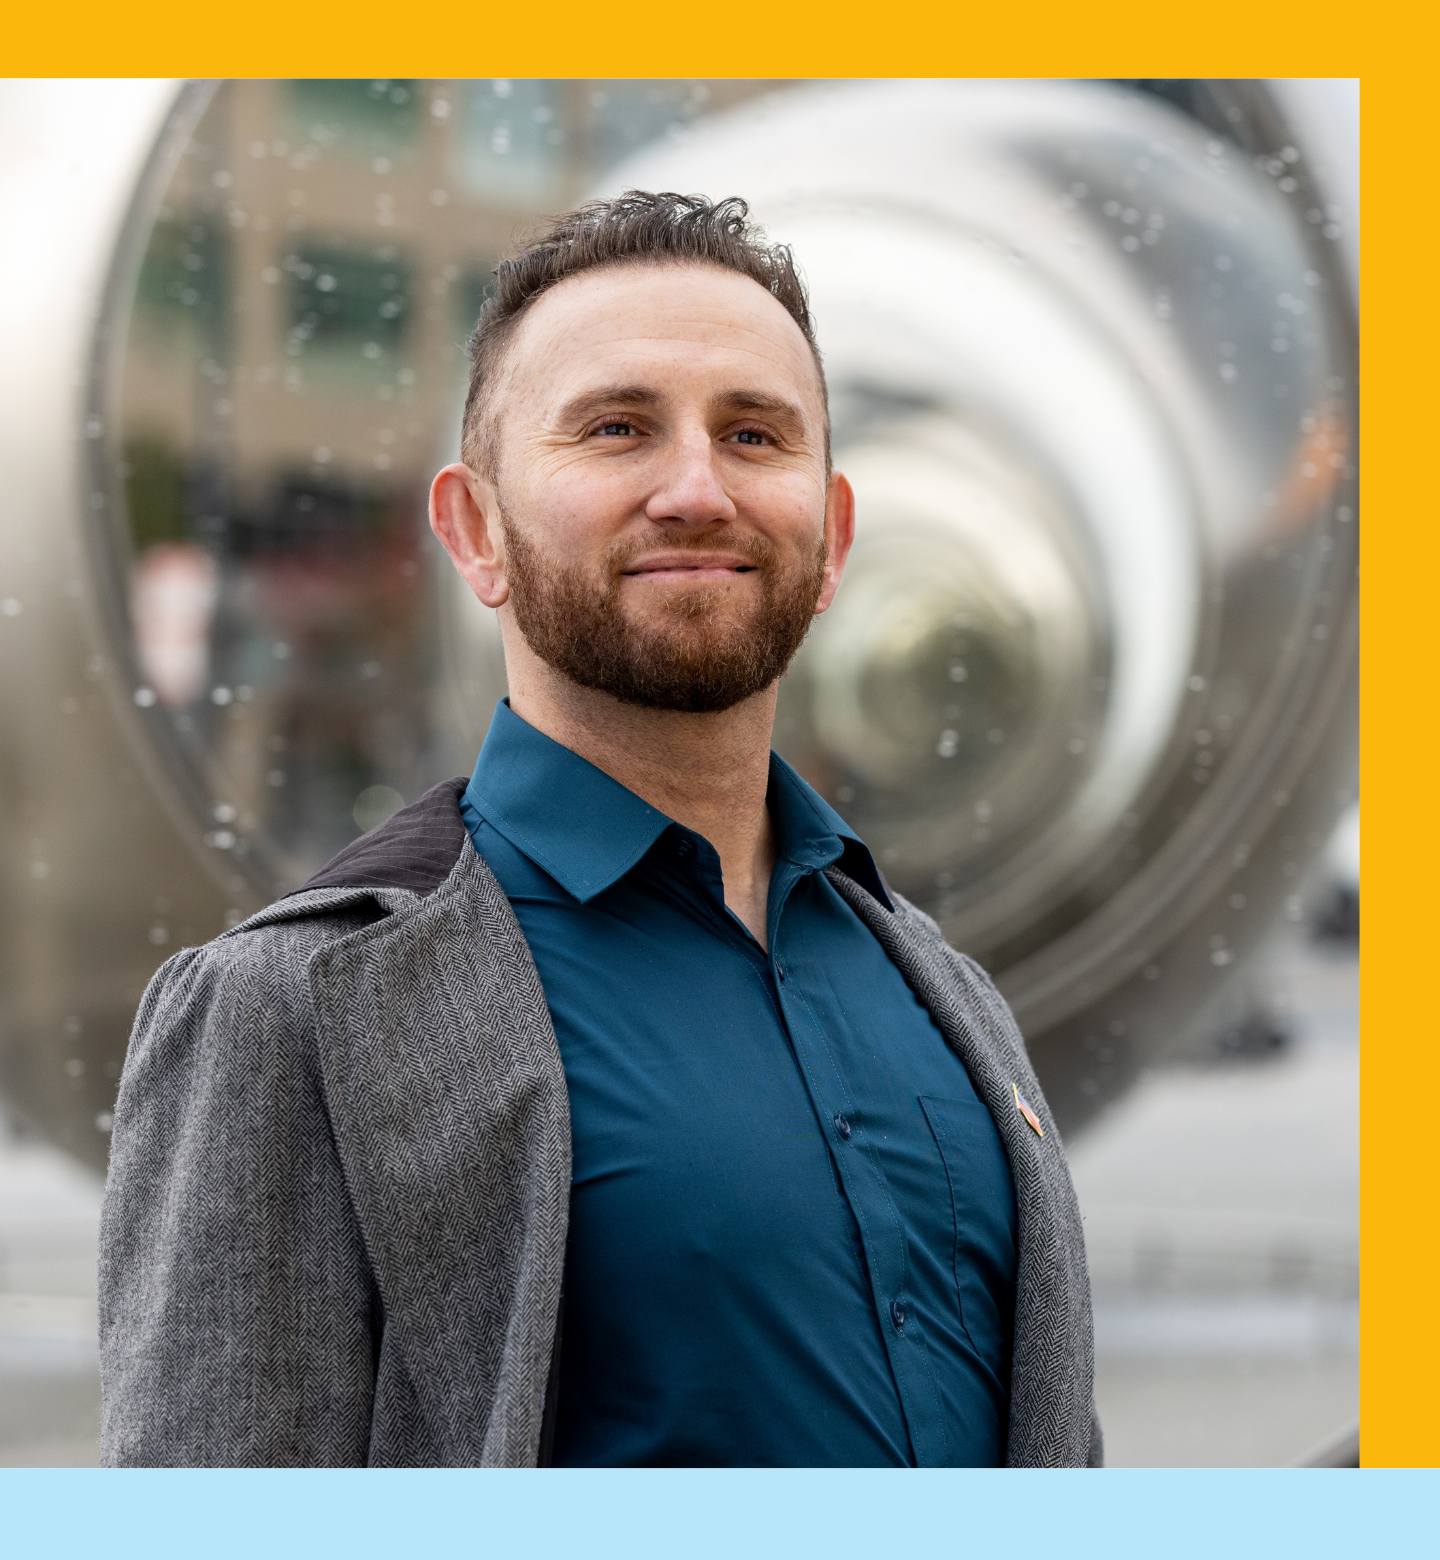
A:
643 431 738 528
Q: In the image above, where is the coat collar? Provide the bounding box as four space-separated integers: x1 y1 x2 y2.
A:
305 833 572 1464
826 871 1096 1467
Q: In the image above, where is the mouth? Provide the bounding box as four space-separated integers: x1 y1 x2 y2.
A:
621 559 758 582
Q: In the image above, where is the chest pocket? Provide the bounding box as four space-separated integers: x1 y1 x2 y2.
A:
919 1093 1019 1377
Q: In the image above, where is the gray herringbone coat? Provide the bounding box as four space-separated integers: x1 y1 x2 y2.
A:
98 778 1101 1467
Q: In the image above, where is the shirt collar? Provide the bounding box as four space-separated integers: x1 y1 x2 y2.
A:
465 698 893 911
765 748 894 910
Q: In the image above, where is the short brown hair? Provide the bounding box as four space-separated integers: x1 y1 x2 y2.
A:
460 190 829 477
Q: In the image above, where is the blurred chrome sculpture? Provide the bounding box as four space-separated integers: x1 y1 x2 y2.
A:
0 79 1356 1168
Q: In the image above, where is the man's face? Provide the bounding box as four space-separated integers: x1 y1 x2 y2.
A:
483 262 844 714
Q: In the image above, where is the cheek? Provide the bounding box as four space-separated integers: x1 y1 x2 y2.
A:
757 478 828 543
531 464 641 533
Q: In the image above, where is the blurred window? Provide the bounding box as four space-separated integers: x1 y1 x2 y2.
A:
454 80 565 203
283 244 414 378
133 213 228 355
285 78 422 157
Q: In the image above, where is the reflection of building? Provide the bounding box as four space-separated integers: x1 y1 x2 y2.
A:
119 81 771 862
126 81 767 513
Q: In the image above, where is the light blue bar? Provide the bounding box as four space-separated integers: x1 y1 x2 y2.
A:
0 1467 1409 1559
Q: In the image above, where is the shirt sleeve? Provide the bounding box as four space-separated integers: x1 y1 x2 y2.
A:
98 930 380 1466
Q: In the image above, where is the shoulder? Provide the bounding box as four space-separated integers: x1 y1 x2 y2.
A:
888 887 1005 993
887 887 1030 1051
121 890 399 1091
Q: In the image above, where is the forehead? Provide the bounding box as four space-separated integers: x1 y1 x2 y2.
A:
499 261 823 414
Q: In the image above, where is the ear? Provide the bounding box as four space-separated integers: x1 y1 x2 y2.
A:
429 462 509 608
815 471 856 615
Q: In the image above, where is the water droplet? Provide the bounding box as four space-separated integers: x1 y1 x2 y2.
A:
95 1111 114 1134
133 686 157 707
935 728 959 758
354 785 406 833
1 597 21 617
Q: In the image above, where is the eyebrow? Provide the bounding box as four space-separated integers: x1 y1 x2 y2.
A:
553 384 663 427
552 383 811 434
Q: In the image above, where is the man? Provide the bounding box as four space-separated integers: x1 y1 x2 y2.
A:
99 191 1100 1468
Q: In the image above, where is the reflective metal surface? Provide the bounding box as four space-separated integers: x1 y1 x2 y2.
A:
0 79 1356 1170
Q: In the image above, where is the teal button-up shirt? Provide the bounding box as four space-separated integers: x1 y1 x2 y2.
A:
461 698 1017 1466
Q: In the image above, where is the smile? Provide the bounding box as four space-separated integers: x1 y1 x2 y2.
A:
624 566 756 581
621 554 758 581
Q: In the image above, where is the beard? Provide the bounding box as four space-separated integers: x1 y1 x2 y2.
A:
498 502 828 714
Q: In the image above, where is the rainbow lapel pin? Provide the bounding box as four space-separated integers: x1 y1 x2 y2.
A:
1013 1082 1045 1138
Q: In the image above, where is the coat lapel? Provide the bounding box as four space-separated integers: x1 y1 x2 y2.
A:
825 869 1096 1467
303 841 572 1465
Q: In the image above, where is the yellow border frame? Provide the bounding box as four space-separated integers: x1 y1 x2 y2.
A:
6 5 1397 1464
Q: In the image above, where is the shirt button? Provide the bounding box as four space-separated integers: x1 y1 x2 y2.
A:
890 1298 908 1332
833 1113 852 1141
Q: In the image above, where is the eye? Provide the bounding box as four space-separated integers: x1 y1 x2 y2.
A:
590 419 638 438
729 427 771 446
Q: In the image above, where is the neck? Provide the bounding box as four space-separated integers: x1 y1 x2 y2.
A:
507 662 779 933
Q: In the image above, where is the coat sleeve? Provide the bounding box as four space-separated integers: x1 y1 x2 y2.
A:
98 930 380 1466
